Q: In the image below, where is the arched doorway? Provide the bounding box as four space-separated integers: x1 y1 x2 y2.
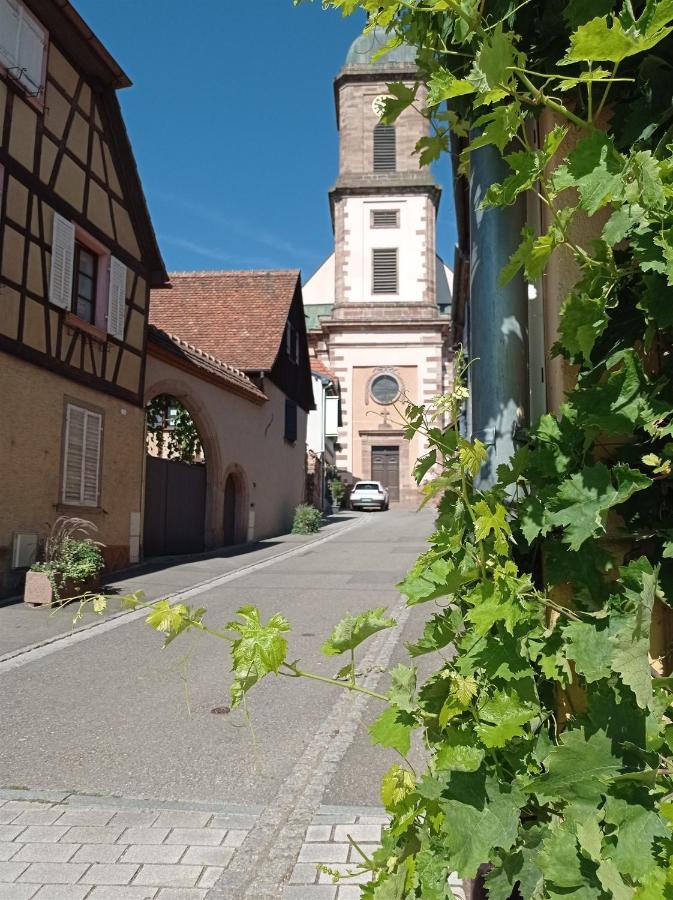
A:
223 475 237 545
143 391 218 557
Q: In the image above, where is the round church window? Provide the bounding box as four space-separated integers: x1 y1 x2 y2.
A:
371 374 400 405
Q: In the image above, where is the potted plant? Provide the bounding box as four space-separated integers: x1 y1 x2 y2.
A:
330 478 345 512
24 517 105 607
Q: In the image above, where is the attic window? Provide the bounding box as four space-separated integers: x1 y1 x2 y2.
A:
285 320 299 365
372 248 398 294
373 124 396 172
371 209 399 229
0 0 47 98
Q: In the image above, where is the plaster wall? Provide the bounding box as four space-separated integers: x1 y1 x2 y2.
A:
303 255 335 306
0 354 144 597
145 357 307 547
340 195 433 304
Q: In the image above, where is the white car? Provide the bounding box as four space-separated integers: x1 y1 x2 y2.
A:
350 481 389 512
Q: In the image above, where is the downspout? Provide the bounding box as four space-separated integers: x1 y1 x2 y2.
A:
468 142 529 489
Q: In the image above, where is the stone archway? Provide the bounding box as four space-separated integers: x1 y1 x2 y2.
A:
144 378 225 550
222 464 249 546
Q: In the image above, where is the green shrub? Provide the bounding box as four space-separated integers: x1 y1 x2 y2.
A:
31 517 105 599
291 504 322 535
330 479 345 508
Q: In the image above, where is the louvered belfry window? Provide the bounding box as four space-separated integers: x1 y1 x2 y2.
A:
373 124 396 172
371 209 400 229
62 403 103 507
372 248 399 294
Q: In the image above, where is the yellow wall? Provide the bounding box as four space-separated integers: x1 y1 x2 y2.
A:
0 354 145 596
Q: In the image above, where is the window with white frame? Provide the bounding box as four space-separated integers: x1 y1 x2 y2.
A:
0 0 47 96
62 403 103 507
49 213 127 339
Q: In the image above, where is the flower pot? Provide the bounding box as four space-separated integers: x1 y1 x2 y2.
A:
23 571 101 608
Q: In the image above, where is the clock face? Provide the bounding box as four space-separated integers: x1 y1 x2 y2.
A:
372 94 389 119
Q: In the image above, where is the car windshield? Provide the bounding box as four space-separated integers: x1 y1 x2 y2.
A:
354 483 380 490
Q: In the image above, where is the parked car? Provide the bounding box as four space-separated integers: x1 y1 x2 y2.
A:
350 481 389 511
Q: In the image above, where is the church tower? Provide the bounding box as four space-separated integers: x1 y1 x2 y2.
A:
303 28 452 504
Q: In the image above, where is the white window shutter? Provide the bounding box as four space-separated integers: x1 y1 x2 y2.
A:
107 256 126 340
0 0 20 70
82 411 102 506
49 213 75 310
17 7 45 93
63 405 102 506
63 405 85 504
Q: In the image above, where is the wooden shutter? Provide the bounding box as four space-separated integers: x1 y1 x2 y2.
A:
107 256 127 339
63 404 102 506
373 125 396 172
49 213 75 310
0 0 20 69
284 399 298 443
17 7 46 93
372 248 398 294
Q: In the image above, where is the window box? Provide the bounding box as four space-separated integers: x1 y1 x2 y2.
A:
0 0 48 108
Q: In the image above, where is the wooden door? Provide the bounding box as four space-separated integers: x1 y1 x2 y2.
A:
144 457 206 556
223 475 237 545
371 446 400 502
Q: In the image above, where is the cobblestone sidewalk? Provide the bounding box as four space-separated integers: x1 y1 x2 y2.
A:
282 805 466 900
0 789 261 899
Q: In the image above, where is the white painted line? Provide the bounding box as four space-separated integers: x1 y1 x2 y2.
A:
0 515 369 675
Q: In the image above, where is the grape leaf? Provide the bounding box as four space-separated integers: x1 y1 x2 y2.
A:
603 797 670 880
563 620 613 683
388 664 417 713
476 689 539 748
563 7 673 64
369 706 414 755
227 606 290 706
526 728 621 804
322 607 395 656
558 292 609 362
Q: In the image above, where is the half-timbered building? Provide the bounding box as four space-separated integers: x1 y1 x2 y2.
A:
0 0 167 596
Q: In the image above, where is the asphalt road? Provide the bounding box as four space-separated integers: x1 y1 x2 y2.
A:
0 508 435 810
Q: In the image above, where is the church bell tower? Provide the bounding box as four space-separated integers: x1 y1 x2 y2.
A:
303 27 452 504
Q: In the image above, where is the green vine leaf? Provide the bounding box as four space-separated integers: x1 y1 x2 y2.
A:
563 6 673 64
227 606 290 706
321 608 396 656
526 728 622 805
369 706 414 756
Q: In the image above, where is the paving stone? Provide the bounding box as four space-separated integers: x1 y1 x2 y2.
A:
109 810 159 828
31 888 90 899
0 884 38 899
0 859 30 880
55 809 115 827
134 864 203 888
298 843 349 864
153 811 211 829
333 824 382 844
17 862 89 884
70 844 125 864
0 841 21 861
337 887 363 899
61 827 123 844
0 824 27 841
17 827 67 844
164 828 225 846
155 890 206 900
197 865 223 888
80 862 140 884
289 862 319 884
310 815 356 826
0 801 49 815
355 816 388 825
282 887 336 899
13 810 64 827
181 845 234 867
87 887 157 899
13 843 79 863
305 825 332 842
222 829 247 847
119 827 170 845
209 815 258 830
0 810 20 825
121 844 185 865
347 844 378 863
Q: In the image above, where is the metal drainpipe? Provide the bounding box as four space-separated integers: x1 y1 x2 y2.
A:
468 142 529 490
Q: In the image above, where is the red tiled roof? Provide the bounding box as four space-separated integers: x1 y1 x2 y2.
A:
311 356 338 383
149 270 301 371
147 326 267 403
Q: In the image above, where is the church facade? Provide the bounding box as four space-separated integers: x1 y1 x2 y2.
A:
303 28 453 505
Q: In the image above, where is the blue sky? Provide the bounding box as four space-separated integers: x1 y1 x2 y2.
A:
75 0 457 281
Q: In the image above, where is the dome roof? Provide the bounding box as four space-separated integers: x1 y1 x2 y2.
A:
344 26 417 68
